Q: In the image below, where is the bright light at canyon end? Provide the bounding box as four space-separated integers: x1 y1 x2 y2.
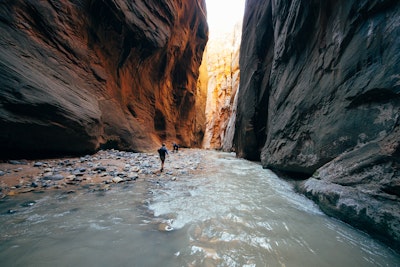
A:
205 0 245 37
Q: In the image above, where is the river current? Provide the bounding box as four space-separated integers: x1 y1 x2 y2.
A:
0 151 399 266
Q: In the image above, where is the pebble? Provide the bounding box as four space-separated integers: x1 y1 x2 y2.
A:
123 164 131 171
72 170 85 176
131 166 140 172
66 175 76 180
43 174 64 181
112 177 124 183
73 176 83 182
94 166 107 172
0 148 204 197
33 162 44 167
128 172 139 180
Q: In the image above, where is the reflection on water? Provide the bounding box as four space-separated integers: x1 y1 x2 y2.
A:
0 151 399 267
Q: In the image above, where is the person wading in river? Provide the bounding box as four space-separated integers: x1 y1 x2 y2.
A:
172 142 179 153
157 143 169 172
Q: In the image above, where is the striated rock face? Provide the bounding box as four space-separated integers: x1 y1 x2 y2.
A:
0 0 208 158
237 0 400 251
202 23 241 150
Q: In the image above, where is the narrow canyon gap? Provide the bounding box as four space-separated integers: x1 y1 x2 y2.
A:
201 0 244 150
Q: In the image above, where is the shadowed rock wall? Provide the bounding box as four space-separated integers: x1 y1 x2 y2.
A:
0 0 208 158
237 0 400 252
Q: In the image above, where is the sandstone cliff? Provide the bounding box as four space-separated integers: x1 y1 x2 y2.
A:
0 0 208 158
237 0 400 252
202 23 241 150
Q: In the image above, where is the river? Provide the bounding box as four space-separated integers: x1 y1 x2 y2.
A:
0 151 399 266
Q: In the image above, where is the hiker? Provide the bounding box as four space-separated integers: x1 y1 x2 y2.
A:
172 142 179 153
157 143 169 172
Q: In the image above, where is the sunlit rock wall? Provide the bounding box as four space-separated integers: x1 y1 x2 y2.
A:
0 0 208 158
237 0 400 252
202 23 241 150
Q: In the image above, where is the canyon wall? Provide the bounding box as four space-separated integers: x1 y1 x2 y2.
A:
237 0 400 252
0 0 208 158
202 23 241 150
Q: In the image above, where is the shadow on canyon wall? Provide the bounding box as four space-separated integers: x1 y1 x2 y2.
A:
236 0 400 253
0 0 208 159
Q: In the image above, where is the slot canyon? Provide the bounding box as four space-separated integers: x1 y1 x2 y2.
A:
0 0 399 257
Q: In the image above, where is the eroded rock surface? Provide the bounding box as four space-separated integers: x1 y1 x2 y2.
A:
202 22 241 150
0 0 208 158
237 0 400 252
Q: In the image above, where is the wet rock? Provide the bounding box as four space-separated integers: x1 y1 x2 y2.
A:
33 162 44 167
20 188 34 193
31 182 39 188
158 221 174 232
123 164 131 171
116 172 127 178
8 160 28 165
72 168 85 176
382 180 400 197
80 156 91 163
63 160 73 167
73 176 83 182
128 172 139 180
21 200 36 207
43 174 64 181
94 166 107 172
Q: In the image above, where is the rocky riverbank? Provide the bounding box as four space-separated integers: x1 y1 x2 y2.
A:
0 149 206 199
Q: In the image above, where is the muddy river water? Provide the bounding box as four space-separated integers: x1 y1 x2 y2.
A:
0 151 399 266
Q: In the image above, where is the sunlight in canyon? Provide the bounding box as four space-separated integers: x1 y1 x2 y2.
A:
205 0 245 37
202 0 245 150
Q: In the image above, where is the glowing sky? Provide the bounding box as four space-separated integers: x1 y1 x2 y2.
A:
205 0 245 36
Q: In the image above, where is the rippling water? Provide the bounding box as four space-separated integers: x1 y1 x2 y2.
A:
0 151 399 267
